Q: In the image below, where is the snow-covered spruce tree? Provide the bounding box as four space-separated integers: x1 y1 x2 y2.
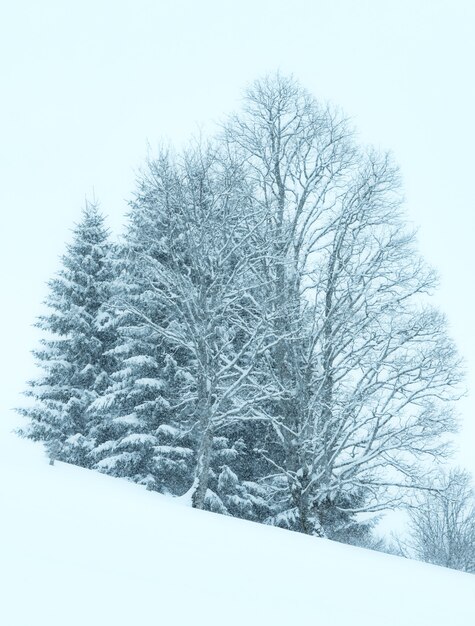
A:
18 202 116 466
224 74 463 539
88 164 194 493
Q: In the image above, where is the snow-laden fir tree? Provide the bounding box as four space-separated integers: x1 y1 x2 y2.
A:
18 202 116 466
89 162 194 493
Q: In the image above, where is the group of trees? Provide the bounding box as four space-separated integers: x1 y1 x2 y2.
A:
20 75 469 559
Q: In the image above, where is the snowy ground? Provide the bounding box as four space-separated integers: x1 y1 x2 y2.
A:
1 414 474 626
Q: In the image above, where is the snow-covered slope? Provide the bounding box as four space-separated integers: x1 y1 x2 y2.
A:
1 415 474 626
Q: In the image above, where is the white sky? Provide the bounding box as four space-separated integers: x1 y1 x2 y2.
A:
1 0 474 473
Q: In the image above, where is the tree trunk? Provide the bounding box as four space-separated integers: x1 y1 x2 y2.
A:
191 425 214 509
298 495 326 537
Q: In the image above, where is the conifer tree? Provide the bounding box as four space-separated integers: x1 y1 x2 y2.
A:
89 166 194 493
18 202 116 466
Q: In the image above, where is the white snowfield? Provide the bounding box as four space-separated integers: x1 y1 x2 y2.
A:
1 415 474 626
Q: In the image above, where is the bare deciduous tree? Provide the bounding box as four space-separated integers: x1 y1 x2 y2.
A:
224 74 462 537
121 145 278 509
399 469 475 573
